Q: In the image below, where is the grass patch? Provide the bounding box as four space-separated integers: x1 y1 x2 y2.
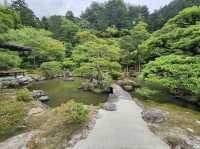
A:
16 89 33 102
0 100 27 141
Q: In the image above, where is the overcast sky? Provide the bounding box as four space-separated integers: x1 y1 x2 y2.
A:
1 0 173 18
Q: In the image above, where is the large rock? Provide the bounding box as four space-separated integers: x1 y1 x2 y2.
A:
38 96 49 102
79 79 98 91
116 80 125 86
116 79 138 92
0 131 40 149
32 90 46 98
32 90 49 102
103 102 117 111
123 85 133 91
142 108 167 123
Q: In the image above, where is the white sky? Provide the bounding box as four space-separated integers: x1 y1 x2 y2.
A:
0 0 173 17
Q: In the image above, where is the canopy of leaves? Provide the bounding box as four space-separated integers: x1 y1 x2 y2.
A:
44 15 80 44
120 21 150 67
0 5 20 34
148 0 200 31
140 6 200 62
40 61 62 78
81 0 149 30
0 50 21 70
139 55 200 104
71 32 122 83
10 0 41 28
4 27 65 66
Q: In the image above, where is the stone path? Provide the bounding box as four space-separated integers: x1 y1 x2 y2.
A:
73 85 170 149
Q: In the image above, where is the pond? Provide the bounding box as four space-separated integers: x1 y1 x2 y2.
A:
28 79 107 107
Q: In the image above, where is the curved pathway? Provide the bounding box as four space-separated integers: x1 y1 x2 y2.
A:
73 85 170 149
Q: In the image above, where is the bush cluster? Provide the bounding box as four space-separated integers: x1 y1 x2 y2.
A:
55 100 89 124
40 61 62 78
16 89 33 102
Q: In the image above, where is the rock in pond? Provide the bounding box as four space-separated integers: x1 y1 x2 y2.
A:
103 102 117 111
142 108 167 123
32 90 49 102
38 96 49 102
32 90 46 98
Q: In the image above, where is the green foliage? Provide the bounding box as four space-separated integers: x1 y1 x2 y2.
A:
135 87 161 100
40 61 62 78
16 89 33 102
4 27 65 66
81 0 149 30
0 5 21 34
11 0 41 28
139 55 200 103
0 50 21 70
148 0 200 31
120 21 150 69
45 16 80 44
141 7 200 62
0 100 26 139
63 58 75 70
55 100 89 124
72 35 122 83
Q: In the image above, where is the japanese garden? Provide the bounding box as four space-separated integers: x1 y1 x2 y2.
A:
0 0 200 148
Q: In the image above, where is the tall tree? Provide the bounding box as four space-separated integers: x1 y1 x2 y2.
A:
0 5 21 34
65 10 75 21
81 0 149 30
46 16 80 45
10 0 41 28
148 0 200 31
120 21 150 72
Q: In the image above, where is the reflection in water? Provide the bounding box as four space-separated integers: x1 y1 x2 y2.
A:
28 79 107 107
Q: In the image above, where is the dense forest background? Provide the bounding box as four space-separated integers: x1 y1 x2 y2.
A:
0 0 200 106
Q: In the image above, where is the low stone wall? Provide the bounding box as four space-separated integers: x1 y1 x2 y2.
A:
0 75 33 89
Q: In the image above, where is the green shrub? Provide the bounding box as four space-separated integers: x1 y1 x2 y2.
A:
0 100 26 139
0 5 21 34
16 89 33 102
139 55 200 103
40 61 62 78
135 87 161 100
56 100 89 124
0 51 21 70
140 6 200 62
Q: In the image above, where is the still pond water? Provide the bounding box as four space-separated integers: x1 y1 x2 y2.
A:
28 79 107 107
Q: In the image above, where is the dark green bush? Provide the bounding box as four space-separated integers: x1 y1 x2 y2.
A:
139 55 200 104
140 6 200 62
40 61 62 78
